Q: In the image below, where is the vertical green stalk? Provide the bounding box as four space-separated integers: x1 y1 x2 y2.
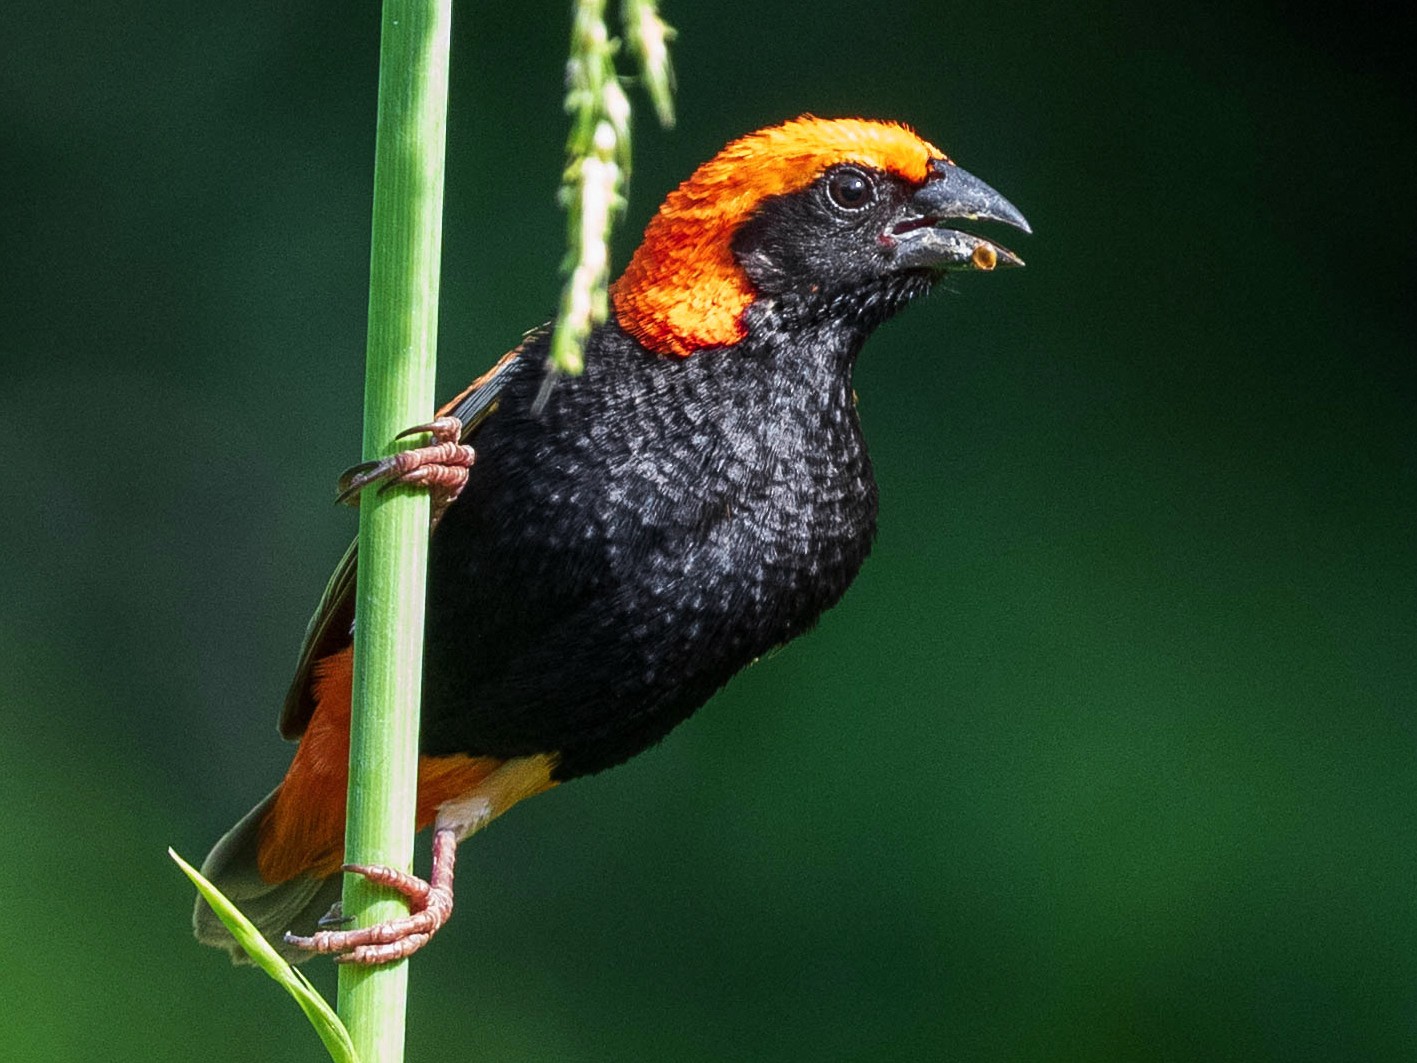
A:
338 0 452 1059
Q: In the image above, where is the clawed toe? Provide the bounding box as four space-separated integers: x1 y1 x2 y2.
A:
283 875 451 964
334 416 474 524
342 862 432 906
284 828 459 966
316 901 352 929
395 416 462 443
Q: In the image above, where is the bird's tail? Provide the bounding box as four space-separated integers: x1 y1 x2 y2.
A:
191 787 343 966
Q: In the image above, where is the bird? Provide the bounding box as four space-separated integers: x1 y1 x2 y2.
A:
194 115 1029 965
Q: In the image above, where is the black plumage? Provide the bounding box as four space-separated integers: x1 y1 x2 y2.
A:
417 162 964 778
422 306 882 779
196 117 1029 966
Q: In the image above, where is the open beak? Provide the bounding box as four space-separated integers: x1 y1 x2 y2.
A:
889 158 1031 272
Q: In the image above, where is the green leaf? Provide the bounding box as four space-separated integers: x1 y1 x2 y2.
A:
170 848 360 1063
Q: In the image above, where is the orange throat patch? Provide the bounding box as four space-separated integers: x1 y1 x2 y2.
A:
610 116 946 358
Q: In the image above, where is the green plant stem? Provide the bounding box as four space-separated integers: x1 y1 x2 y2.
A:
337 0 453 1059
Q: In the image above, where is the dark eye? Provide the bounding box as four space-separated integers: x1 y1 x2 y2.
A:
827 167 872 211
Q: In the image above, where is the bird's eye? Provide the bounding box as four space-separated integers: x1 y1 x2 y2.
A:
827 167 873 211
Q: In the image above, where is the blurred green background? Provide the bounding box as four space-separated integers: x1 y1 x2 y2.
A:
2 1 1412 1060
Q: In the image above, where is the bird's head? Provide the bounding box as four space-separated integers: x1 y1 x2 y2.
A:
611 116 1031 358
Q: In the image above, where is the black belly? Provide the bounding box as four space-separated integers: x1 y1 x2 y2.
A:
415 328 877 781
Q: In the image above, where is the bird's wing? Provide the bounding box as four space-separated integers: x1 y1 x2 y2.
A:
276 327 546 739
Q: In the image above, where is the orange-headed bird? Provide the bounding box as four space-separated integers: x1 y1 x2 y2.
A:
195 116 1029 964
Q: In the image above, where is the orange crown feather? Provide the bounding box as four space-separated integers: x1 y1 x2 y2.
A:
611 117 949 358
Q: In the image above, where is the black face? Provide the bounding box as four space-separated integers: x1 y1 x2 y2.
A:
730 158 1029 335
731 163 920 304
729 159 1029 338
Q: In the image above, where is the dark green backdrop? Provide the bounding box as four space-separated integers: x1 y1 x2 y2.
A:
3 1 1412 1060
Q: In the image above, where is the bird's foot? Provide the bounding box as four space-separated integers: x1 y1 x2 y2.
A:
336 416 473 526
285 828 458 965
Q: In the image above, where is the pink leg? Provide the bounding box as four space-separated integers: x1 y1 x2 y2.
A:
335 416 475 527
284 827 458 965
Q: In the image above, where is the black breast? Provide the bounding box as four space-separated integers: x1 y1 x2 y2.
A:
419 320 878 780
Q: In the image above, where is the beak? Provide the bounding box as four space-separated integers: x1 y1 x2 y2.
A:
889 158 1031 272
